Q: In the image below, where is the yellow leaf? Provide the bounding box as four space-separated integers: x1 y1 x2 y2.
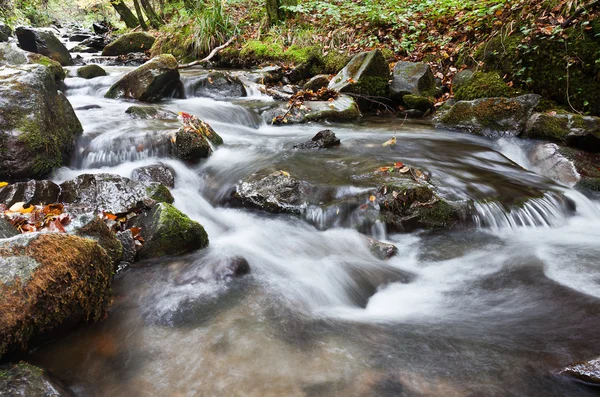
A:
382 137 397 147
369 195 376 202
0 182 8 188
280 170 291 177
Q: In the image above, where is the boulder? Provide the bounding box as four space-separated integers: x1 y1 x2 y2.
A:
0 180 60 207
187 71 246 98
15 27 72 66
241 66 283 84
524 112 600 152
131 203 208 260
0 362 70 396
263 94 360 124
0 43 65 82
70 45 97 53
528 143 580 186
0 42 27 65
59 173 174 215
69 31 92 42
0 65 82 181
0 23 12 42
451 69 474 91
232 171 309 214
171 117 223 162
125 105 177 120
101 32 155 56
79 35 110 51
105 54 184 102
560 356 600 385
76 64 107 79
92 21 110 35
328 49 389 97
131 163 175 188
402 94 434 113
0 233 112 356
0 218 19 239
293 129 340 149
303 74 330 91
24 53 66 82
436 94 541 138
74 216 124 267
367 237 398 260
453 71 516 101
389 61 438 101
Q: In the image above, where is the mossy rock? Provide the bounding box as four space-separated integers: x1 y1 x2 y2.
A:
76 64 107 79
524 112 600 152
102 32 155 56
329 50 390 98
0 233 113 357
454 71 516 101
0 362 70 396
0 23 11 42
132 203 209 260
402 94 434 112
15 27 72 66
262 94 361 124
0 65 83 181
149 26 194 63
0 44 65 83
239 40 285 63
25 53 66 82
75 216 124 268
171 117 223 162
323 51 351 75
389 61 438 101
105 54 184 102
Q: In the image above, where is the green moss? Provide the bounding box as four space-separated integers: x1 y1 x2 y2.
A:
454 71 516 101
525 113 570 141
578 177 600 191
416 200 458 229
27 53 66 82
403 94 434 111
240 40 285 61
150 25 195 62
102 32 156 56
77 64 107 79
147 184 174 204
323 51 351 74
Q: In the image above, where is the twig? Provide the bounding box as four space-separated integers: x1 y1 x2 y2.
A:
178 36 237 69
345 93 397 114
272 97 300 125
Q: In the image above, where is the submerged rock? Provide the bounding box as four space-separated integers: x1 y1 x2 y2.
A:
15 27 72 66
367 237 399 260
263 94 360 124
0 180 61 207
131 163 176 188
436 94 541 138
0 233 112 356
101 32 155 56
560 356 600 385
293 129 341 149
524 112 600 152
187 71 246 98
0 362 70 396
233 171 309 214
76 64 106 79
105 54 184 102
131 202 209 260
389 61 438 101
125 105 177 120
59 173 174 214
528 143 580 186
328 49 389 97
0 64 82 181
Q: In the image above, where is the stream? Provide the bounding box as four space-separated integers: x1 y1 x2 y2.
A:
24 64 600 396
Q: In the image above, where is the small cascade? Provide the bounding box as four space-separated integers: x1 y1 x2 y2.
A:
63 74 119 96
473 191 576 229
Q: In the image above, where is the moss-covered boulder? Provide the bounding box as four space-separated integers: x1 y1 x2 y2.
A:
101 32 155 56
524 112 600 152
0 65 83 181
75 216 124 268
15 27 72 66
0 43 66 83
436 94 541 138
262 94 361 124
187 71 246 98
389 61 438 101
328 50 389 97
0 23 12 42
59 173 174 215
105 54 184 102
402 94 434 112
0 233 113 356
560 356 600 385
171 117 223 162
25 53 66 83
0 362 70 396
125 105 177 120
0 180 60 207
131 202 208 260
454 71 516 101
76 64 107 79
451 69 474 91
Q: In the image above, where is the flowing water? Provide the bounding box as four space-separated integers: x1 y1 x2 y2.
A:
25 65 600 396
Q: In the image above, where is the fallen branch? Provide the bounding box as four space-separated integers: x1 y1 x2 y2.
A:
272 97 299 125
178 36 237 69
346 93 397 114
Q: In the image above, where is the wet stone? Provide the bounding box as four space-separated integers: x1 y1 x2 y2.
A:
131 163 176 188
293 130 341 149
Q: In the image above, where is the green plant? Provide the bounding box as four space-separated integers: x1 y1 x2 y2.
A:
191 0 238 56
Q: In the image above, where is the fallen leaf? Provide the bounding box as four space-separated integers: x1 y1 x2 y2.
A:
43 203 64 216
398 166 411 173
279 170 291 177
379 166 390 172
105 213 117 221
0 182 8 188
382 137 397 147
394 162 404 168
369 195 376 202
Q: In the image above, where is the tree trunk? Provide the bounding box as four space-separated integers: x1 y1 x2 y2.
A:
266 0 296 25
133 0 148 30
110 0 139 29
139 0 163 28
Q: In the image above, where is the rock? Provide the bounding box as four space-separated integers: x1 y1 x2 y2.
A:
436 94 541 138
0 42 27 65
15 27 72 66
69 31 92 42
59 173 174 215
389 61 438 101
560 356 600 385
0 43 65 83
524 112 600 152
454 71 516 101
187 71 246 98
131 202 208 260
367 237 399 260
0 362 70 396
76 64 107 79
116 230 136 267
528 143 581 186
0 180 61 207
114 52 148 66
70 44 96 53
172 117 223 162
557 148 600 191
125 105 177 120
24 53 66 82
0 233 112 356
131 163 175 188
402 94 434 113
328 49 389 97
263 94 361 124
79 35 110 51
0 218 19 239
221 256 251 279
303 74 330 91
76 104 101 110
101 32 155 56
451 69 474 91
241 66 283 84
233 171 309 214
293 129 340 149
0 64 82 181
0 23 12 42
105 54 184 102
92 21 110 35
75 216 124 268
